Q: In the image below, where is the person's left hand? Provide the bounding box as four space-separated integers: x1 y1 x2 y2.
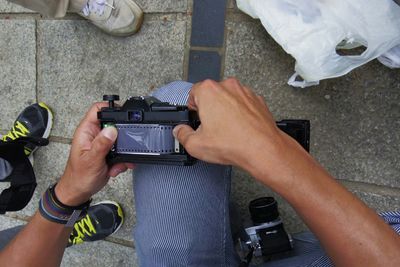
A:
55 103 135 206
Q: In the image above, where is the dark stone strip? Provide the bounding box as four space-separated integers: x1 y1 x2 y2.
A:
188 50 222 83
188 0 227 82
190 0 227 47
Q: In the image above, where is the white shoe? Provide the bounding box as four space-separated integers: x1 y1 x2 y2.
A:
79 0 143 36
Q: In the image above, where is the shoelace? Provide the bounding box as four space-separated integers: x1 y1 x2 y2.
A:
82 0 115 16
69 214 97 245
2 121 29 142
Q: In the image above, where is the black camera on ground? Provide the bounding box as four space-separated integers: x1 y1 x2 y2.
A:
241 197 293 258
98 95 310 166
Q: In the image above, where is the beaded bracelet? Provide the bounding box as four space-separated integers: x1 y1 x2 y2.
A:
39 183 91 227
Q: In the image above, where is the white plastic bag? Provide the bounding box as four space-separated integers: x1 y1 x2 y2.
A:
378 45 400 69
237 0 400 87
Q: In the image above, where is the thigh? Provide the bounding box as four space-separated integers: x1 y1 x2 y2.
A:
133 81 239 267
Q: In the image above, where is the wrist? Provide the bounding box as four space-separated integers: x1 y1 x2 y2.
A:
238 131 287 176
55 178 91 207
39 183 91 226
241 131 313 187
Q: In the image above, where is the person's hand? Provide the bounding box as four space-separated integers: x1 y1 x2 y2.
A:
173 78 293 172
55 103 135 206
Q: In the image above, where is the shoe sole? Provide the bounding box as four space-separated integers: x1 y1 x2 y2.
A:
93 200 125 234
123 0 144 36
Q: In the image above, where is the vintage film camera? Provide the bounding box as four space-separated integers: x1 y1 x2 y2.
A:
240 197 293 261
98 95 200 165
98 95 310 166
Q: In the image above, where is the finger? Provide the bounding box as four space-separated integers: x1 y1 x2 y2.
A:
222 77 242 90
188 79 220 109
173 124 196 147
109 163 128 177
187 83 201 110
88 126 118 160
257 94 267 106
110 162 134 171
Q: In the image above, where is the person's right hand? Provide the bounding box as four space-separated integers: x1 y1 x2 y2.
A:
173 78 295 172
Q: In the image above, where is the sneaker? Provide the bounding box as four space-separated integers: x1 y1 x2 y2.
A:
78 0 144 37
68 201 124 246
1 102 53 156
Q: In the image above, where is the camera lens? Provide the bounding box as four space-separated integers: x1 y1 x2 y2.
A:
249 197 279 225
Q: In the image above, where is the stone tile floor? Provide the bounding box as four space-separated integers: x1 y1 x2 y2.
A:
0 0 399 266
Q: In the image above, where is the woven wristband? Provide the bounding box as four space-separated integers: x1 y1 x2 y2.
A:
39 183 91 227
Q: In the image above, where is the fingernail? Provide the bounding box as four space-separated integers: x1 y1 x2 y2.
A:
102 126 118 141
173 125 183 138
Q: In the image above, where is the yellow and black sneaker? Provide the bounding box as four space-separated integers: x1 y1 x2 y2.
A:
68 201 124 247
1 102 53 156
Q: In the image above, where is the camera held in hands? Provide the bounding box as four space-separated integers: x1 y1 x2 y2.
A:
97 95 200 166
241 197 293 259
98 95 310 166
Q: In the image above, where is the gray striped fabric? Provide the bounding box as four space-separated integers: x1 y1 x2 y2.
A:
133 81 240 266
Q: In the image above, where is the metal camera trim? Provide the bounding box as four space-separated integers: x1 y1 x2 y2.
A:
244 219 293 257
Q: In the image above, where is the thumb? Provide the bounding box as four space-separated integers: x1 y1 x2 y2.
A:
173 124 196 148
89 126 118 159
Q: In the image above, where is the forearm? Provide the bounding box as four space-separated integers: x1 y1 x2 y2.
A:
247 132 400 267
0 212 71 267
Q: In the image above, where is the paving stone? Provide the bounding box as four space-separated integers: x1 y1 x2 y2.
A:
0 215 25 231
0 0 33 13
191 0 227 47
135 0 187 13
225 20 400 188
228 0 237 9
232 169 400 235
188 50 221 83
62 240 138 267
37 19 186 138
0 19 36 131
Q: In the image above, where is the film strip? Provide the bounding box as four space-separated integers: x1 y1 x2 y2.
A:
115 124 180 155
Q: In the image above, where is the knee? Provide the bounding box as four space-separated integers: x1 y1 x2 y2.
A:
151 81 193 105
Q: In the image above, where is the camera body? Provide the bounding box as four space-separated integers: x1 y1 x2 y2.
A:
242 197 293 258
98 95 310 166
97 95 200 165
